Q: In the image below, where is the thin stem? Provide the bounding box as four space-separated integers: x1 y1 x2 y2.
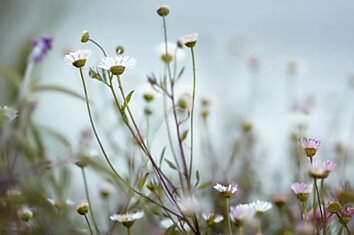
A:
127 227 131 235
313 178 323 221
189 47 197 179
84 214 94 235
226 198 232 235
81 168 100 235
88 39 107 57
336 213 351 235
301 201 307 220
321 179 327 235
79 68 129 193
18 60 34 100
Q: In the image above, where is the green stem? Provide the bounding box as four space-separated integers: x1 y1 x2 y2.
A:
127 227 131 235
189 47 196 179
238 226 243 235
226 198 232 235
313 178 323 222
79 68 128 193
81 168 100 235
88 39 107 57
84 214 94 235
321 179 327 235
301 201 307 220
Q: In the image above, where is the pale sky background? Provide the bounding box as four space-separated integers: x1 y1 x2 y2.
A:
1 0 354 194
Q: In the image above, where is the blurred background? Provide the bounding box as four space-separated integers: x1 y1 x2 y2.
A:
1 0 354 231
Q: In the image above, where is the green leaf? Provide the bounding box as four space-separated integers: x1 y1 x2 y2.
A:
159 147 166 167
122 90 134 111
180 130 188 142
138 173 149 190
89 67 103 81
164 159 178 171
197 181 211 190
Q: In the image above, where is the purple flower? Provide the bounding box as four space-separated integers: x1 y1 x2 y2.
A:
308 159 336 179
31 35 52 62
291 182 313 202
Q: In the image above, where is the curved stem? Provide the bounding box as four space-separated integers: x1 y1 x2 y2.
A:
82 168 100 235
84 214 94 235
88 39 107 57
189 47 196 179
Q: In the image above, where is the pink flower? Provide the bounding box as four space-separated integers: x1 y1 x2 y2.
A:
338 207 354 224
298 137 320 158
291 182 313 202
308 159 336 179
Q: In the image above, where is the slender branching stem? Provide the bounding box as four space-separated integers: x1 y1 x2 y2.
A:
88 39 107 57
81 168 100 235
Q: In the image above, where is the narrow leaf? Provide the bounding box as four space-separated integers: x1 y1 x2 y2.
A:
194 170 200 187
164 159 178 171
159 147 166 167
123 90 134 111
180 130 189 142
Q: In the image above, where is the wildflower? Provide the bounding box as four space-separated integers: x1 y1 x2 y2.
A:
337 207 354 224
74 156 90 168
75 200 89 215
273 194 287 208
213 183 238 198
308 159 336 179
138 84 157 103
230 204 256 226
291 182 313 202
179 196 201 216
98 55 136 75
110 211 144 228
202 212 224 226
177 92 193 112
99 183 114 199
298 137 320 158
31 35 52 62
156 42 185 63
0 106 18 123
156 5 170 17
180 33 198 48
64 49 92 68
17 206 33 222
80 31 90 43
250 200 272 215
327 201 342 214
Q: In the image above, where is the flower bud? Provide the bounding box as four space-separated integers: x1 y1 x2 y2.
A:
18 207 33 222
80 31 90 43
328 201 342 214
156 5 170 17
76 201 89 215
115 45 124 55
74 156 90 168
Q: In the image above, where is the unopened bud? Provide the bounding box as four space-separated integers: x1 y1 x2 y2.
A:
80 31 90 43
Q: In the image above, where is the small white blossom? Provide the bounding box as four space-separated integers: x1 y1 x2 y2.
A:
230 204 256 225
64 49 92 68
250 200 273 214
213 183 238 198
110 211 144 227
180 33 198 48
155 42 185 62
202 212 224 226
98 55 136 75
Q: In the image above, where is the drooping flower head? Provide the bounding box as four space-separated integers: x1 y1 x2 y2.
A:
180 33 198 48
230 204 256 226
31 35 52 62
202 212 224 227
298 137 320 158
213 183 238 198
308 159 336 179
64 49 92 68
250 200 273 216
291 182 313 202
110 211 144 228
98 55 136 75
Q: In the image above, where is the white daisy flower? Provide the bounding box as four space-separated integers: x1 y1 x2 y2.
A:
230 204 256 226
202 212 224 226
180 33 198 48
155 42 185 63
98 55 136 75
110 211 144 228
213 183 238 198
250 200 273 214
64 49 92 68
